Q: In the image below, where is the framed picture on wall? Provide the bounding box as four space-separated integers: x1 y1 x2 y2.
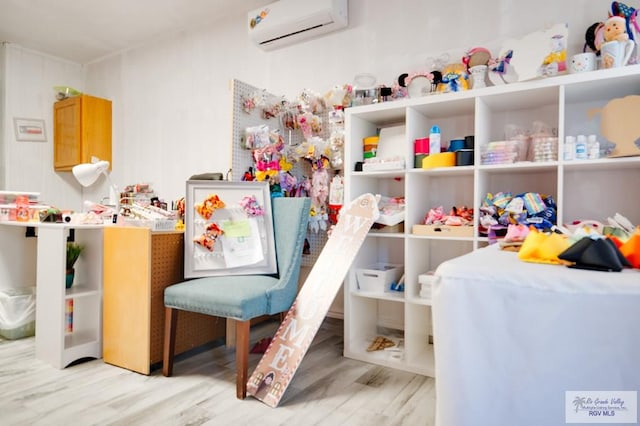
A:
184 180 277 278
13 117 47 142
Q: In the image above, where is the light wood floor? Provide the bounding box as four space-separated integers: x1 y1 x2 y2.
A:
0 318 436 425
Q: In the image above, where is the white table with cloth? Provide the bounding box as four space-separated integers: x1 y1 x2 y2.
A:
432 244 640 426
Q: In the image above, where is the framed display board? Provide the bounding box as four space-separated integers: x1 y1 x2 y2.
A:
184 180 277 278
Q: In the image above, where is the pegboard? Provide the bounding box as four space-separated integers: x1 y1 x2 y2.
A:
149 232 225 366
231 79 341 267
230 79 276 183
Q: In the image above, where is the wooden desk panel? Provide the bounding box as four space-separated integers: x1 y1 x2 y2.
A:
103 227 225 374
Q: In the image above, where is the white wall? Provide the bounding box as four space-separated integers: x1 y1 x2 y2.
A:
86 0 607 204
2 45 86 208
1 43 5 189
2 0 608 208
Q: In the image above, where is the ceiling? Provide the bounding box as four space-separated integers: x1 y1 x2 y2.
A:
0 0 268 64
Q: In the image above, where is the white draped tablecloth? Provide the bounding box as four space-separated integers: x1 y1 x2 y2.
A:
433 245 640 426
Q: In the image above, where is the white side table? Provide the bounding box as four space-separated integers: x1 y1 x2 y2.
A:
0 222 103 368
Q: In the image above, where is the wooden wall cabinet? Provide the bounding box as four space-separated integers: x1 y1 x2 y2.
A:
53 94 112 171
103 227 226 374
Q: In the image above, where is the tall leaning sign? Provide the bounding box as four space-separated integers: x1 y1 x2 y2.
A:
247 193 379 407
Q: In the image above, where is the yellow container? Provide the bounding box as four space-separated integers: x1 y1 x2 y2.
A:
363 136 379 159
363 136 379 146
421 152 456 169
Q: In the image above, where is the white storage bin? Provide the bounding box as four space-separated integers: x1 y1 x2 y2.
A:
0 287 36 340
356 263 404 293
418 273 436 299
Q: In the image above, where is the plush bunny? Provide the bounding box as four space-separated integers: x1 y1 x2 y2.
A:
603 16 629 44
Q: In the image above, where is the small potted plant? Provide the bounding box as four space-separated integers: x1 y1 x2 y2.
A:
66 242 84 289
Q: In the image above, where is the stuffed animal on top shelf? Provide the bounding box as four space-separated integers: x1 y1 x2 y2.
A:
397 71 440 98
462 47 492 72
584 15 631 57
598 15 634 68
463 47 492 89
437 63 469 93
585 22 605 54
601 16 629 48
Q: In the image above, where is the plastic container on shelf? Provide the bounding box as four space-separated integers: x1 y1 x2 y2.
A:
414 137 430 154
422 152 456 168
504 124 530 161
363 136 379 159
418 273 436 299
456 149 474 166
414 137 430 167
356 263 404 293
15 195 30 222
0 287 36 340
123 218 177 231
352 73 378 106
375 196 405 226
0 191 40 204
412 224 474 237
480 141 520 165
512 136 530 161
448 138 466 152
531 136 558 162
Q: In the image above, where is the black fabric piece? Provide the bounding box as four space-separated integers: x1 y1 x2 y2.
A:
559 237 630 272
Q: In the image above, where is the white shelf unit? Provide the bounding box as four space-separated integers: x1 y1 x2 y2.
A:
343 65 640 376
35 224 103 369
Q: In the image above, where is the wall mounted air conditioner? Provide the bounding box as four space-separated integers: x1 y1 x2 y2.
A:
248 0 348 50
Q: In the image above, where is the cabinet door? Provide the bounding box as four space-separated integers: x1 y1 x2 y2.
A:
103 227 152 373
81 95 112 165
53 97 82 170
53 95 112 171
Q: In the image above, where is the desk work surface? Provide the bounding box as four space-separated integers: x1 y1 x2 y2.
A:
432 245 640 426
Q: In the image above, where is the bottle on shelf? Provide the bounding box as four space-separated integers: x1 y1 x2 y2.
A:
564 136 576 161
587 134 600 160
575 134 588 160
429 125 441 155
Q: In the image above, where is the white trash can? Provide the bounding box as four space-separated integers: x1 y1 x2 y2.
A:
0 287 36 339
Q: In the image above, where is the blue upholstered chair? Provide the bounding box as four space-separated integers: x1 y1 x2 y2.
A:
162 197 311 399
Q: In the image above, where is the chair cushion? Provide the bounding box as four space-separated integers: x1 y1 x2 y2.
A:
164 274 279 320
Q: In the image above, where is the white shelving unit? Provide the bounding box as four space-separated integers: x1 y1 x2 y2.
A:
35 224 103 368
343 64 640 376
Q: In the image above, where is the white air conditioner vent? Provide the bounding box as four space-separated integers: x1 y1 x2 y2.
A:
248 0 348 50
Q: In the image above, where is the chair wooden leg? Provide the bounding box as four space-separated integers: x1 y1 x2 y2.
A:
162 307 178 377
236 320 250 399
